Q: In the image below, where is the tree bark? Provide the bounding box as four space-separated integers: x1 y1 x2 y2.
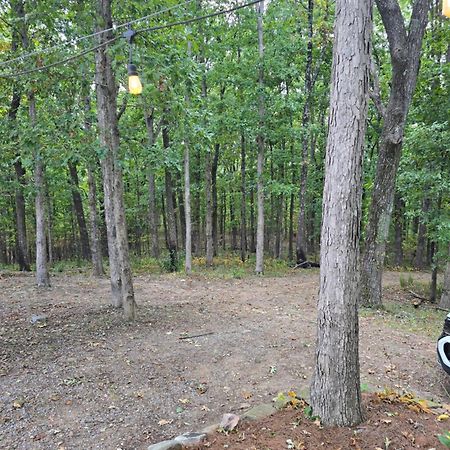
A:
393 192 404 266
212 143 220 256
296 0 314 266
361 0 431 307
240 134 247 263
184 41 193 274
95 0 135 319
162 124 178 271
205 147 214 266
255 0 265 274
311 0 372 426
68 161 91 260
414 196 430 269
87 165 104 276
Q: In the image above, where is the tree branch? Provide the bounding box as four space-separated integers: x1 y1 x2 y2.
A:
369 53 386 119
375 0 408 63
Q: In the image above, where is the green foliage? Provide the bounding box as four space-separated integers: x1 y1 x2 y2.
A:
439 432 450 448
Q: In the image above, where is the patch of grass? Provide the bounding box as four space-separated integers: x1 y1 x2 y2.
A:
361 300 444 339
189 254 294 279
50 259 91 274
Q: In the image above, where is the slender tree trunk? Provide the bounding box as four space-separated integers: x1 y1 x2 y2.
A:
311 0 372 426
95 0 135 319
250 188 255 253
83 90 104 276
205 148 214 266
393 192 404 266
87 165 104 276
184 41 193 273
414 196 430 269
255 0 265 274
30 93 50 287
361 0 431 307
143 106 160 259
192 148 201 255
296 0 314 266
163 124 178 271
68 161 91 260
212 144 220 256
240 134 247 262
230 194 238 250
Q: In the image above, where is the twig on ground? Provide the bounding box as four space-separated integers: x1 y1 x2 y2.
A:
179 332 214 340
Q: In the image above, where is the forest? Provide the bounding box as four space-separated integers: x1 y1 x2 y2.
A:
0 0 449 448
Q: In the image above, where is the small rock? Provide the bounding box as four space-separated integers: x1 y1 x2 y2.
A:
147 440 181 450
219 413 239 432
242 403 276 421
30 314 47 325
239 402 251 410
174 432 207 446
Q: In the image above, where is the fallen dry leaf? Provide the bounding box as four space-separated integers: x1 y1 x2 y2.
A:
158 419 173 426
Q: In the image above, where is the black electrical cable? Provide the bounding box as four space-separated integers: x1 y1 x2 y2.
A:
0 0 264 80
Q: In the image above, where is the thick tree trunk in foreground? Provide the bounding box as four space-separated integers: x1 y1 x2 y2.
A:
68 161 91 260
255 0 265 274
360 0 431 307
95 0 135 319
311 0 372 427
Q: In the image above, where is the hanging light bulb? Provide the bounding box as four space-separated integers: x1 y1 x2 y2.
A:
123 27 143 95
128 63 142 95
443 0 450 17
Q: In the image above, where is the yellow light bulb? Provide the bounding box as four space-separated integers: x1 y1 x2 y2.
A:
444 0 450 17
128 75 142 95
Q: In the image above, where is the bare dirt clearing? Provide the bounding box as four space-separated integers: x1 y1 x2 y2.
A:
0 270 447 449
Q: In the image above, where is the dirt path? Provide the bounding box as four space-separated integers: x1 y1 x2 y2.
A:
0 270 446 449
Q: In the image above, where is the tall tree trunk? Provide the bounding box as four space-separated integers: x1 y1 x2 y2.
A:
9 0 30 273
83 90 104 276
184 41 193 274
87 165 104 276
361 0 431 307
212 143 220 256
250 188 255 253
68 161 91 260
288 144 295 262
205 149 214 266
414 196 430 269
192 148 201 255
230 193 238 250
143 106 160 259
296 0 314 266
32 93 50 287
393 192 404 266
255 0 265 274
311 0 372 426
163 124 178 272
240 134 247 262
95 0 135 319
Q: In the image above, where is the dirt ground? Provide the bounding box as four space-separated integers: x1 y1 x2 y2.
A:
0 269 448 449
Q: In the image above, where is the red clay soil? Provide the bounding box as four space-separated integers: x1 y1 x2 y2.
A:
204 393 450 449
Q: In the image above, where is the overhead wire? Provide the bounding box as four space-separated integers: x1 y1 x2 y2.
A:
0 0 263 80
0 0 196 69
